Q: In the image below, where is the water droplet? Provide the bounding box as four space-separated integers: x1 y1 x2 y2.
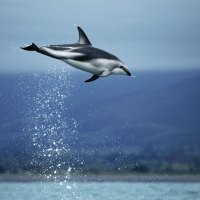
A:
68 167 72 173
66 185 71 190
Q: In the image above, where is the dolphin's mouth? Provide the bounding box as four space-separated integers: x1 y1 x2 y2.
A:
123 67 131 76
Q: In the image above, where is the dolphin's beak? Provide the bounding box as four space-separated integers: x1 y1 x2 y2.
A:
123 67 131 76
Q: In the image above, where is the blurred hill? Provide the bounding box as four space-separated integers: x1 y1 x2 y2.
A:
0 70 200 174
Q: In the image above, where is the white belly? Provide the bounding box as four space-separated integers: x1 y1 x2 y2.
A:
63 59 103 74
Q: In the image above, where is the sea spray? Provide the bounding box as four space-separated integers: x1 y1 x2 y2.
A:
21 67 81 199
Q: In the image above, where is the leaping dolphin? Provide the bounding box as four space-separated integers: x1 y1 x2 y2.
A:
21 26 132 82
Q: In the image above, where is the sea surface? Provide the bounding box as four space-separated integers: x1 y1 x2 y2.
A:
0 182 200 200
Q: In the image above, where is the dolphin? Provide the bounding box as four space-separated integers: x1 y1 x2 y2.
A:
21 26 132 82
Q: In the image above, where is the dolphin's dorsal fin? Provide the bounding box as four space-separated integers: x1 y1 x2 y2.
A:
76 26 92 45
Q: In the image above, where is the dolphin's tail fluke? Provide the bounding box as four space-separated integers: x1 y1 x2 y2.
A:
20 43 39 51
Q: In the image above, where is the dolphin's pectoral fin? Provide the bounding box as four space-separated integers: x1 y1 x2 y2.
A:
21 43 39 51
84 70 111 83
85 74 100 83
99 70 112 77
76 26 92 46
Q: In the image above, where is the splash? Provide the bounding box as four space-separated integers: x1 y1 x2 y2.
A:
22 67 81 199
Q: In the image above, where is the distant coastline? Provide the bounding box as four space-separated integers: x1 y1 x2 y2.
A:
1 174 200 183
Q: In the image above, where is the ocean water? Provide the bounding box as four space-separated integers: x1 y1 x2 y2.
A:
0 182 200 200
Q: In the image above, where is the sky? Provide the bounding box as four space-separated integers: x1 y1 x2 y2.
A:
0 0 200 73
